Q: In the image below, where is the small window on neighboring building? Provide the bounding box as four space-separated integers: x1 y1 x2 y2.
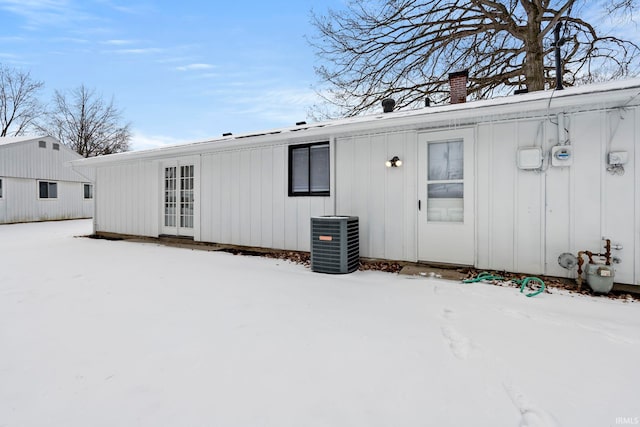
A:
52 143 60 150
288 142 330 196
38 140 46 148
83 183 93 199
0 178 3 199
39 181 58 199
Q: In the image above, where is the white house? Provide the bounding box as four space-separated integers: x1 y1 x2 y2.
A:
0 136 94 224
73 78 640 286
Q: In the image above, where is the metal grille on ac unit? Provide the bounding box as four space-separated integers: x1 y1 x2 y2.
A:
310 216 359 274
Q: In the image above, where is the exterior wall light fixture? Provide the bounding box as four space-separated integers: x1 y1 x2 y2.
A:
385 156 402 168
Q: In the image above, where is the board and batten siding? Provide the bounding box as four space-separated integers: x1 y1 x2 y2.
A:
0 136 94 224
335 131 418 261
94 160 159 237
0 137 89 182
475 108 638 285
0 178 92 223
200 143 335 252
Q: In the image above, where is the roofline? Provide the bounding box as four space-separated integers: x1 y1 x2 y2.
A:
73 78 640 167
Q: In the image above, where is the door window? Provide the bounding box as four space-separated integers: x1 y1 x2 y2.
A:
180 165 194 228
427 140 464 222
164 167 177 227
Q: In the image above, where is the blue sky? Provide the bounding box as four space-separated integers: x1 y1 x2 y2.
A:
0 0 343 150
1 1 637 151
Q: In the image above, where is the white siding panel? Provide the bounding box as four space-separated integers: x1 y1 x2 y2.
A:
571 113 603 253
636 107 640 286
515 120 545 274
602 109 636 284
335 131 417 260
368 134 388 258
196 143 333 252
545 139 573 279
476 124 492 269
0 177 91 224
489 122 517 271
260 147 274 248
250 148 262 247
94 161 157 237
0 138 92 182
272 145 286 250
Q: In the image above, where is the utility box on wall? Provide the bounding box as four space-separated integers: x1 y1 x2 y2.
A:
310 216 359 274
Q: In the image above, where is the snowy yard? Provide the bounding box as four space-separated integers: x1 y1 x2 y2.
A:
1 220 639 427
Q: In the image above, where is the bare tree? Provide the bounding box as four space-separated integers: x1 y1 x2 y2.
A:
43 85 131 157
0 64 44 136
309 0 640 117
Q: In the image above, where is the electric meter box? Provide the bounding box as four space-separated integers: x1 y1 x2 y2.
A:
551 146 573 167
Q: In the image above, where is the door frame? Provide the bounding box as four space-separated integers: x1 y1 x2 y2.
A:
417 128 475 265
159 157 200 238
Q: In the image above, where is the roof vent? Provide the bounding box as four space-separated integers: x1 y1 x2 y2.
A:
222 132 232 137
425 98 431 107
296 121 307 126
514 88 528 95
382 98 395 113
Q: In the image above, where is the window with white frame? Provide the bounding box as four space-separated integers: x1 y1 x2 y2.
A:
39 181 58 199
83 183 93 199
288 142 330 196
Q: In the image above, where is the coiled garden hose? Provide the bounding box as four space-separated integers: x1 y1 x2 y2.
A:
463 272 546 297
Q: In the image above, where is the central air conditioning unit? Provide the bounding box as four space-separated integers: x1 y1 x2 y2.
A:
310 216 359 274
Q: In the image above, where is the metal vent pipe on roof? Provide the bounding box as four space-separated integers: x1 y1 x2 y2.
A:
382 98 395 113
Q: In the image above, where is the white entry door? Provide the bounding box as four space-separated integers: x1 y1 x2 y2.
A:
418 129 475 265
162 164 195 237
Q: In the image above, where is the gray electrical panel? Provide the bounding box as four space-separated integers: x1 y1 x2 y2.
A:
310 216 359 274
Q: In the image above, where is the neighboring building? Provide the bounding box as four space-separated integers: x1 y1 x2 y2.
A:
0 136 94 224
74 78 640 286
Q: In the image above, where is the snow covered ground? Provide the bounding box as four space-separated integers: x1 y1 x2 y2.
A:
1 219 639 427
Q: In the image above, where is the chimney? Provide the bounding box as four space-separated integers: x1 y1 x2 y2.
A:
449 70 469 104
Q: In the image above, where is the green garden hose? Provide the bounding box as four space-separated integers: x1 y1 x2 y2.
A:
463 272 546 297
462 272 504 283
513 277 546 297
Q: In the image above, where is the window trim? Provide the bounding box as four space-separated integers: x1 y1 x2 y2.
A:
38 180 58 200
288 141 330 197
83 183 93 200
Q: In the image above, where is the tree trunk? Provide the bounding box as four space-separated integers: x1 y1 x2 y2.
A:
523 4 546 91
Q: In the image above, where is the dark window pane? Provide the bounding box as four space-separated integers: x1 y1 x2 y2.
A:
49 183 57 199
310 145 330 192
291 147 309 192
39 181 48 198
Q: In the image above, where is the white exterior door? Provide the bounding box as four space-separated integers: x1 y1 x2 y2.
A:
418 128 475 265
162 163 195 237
